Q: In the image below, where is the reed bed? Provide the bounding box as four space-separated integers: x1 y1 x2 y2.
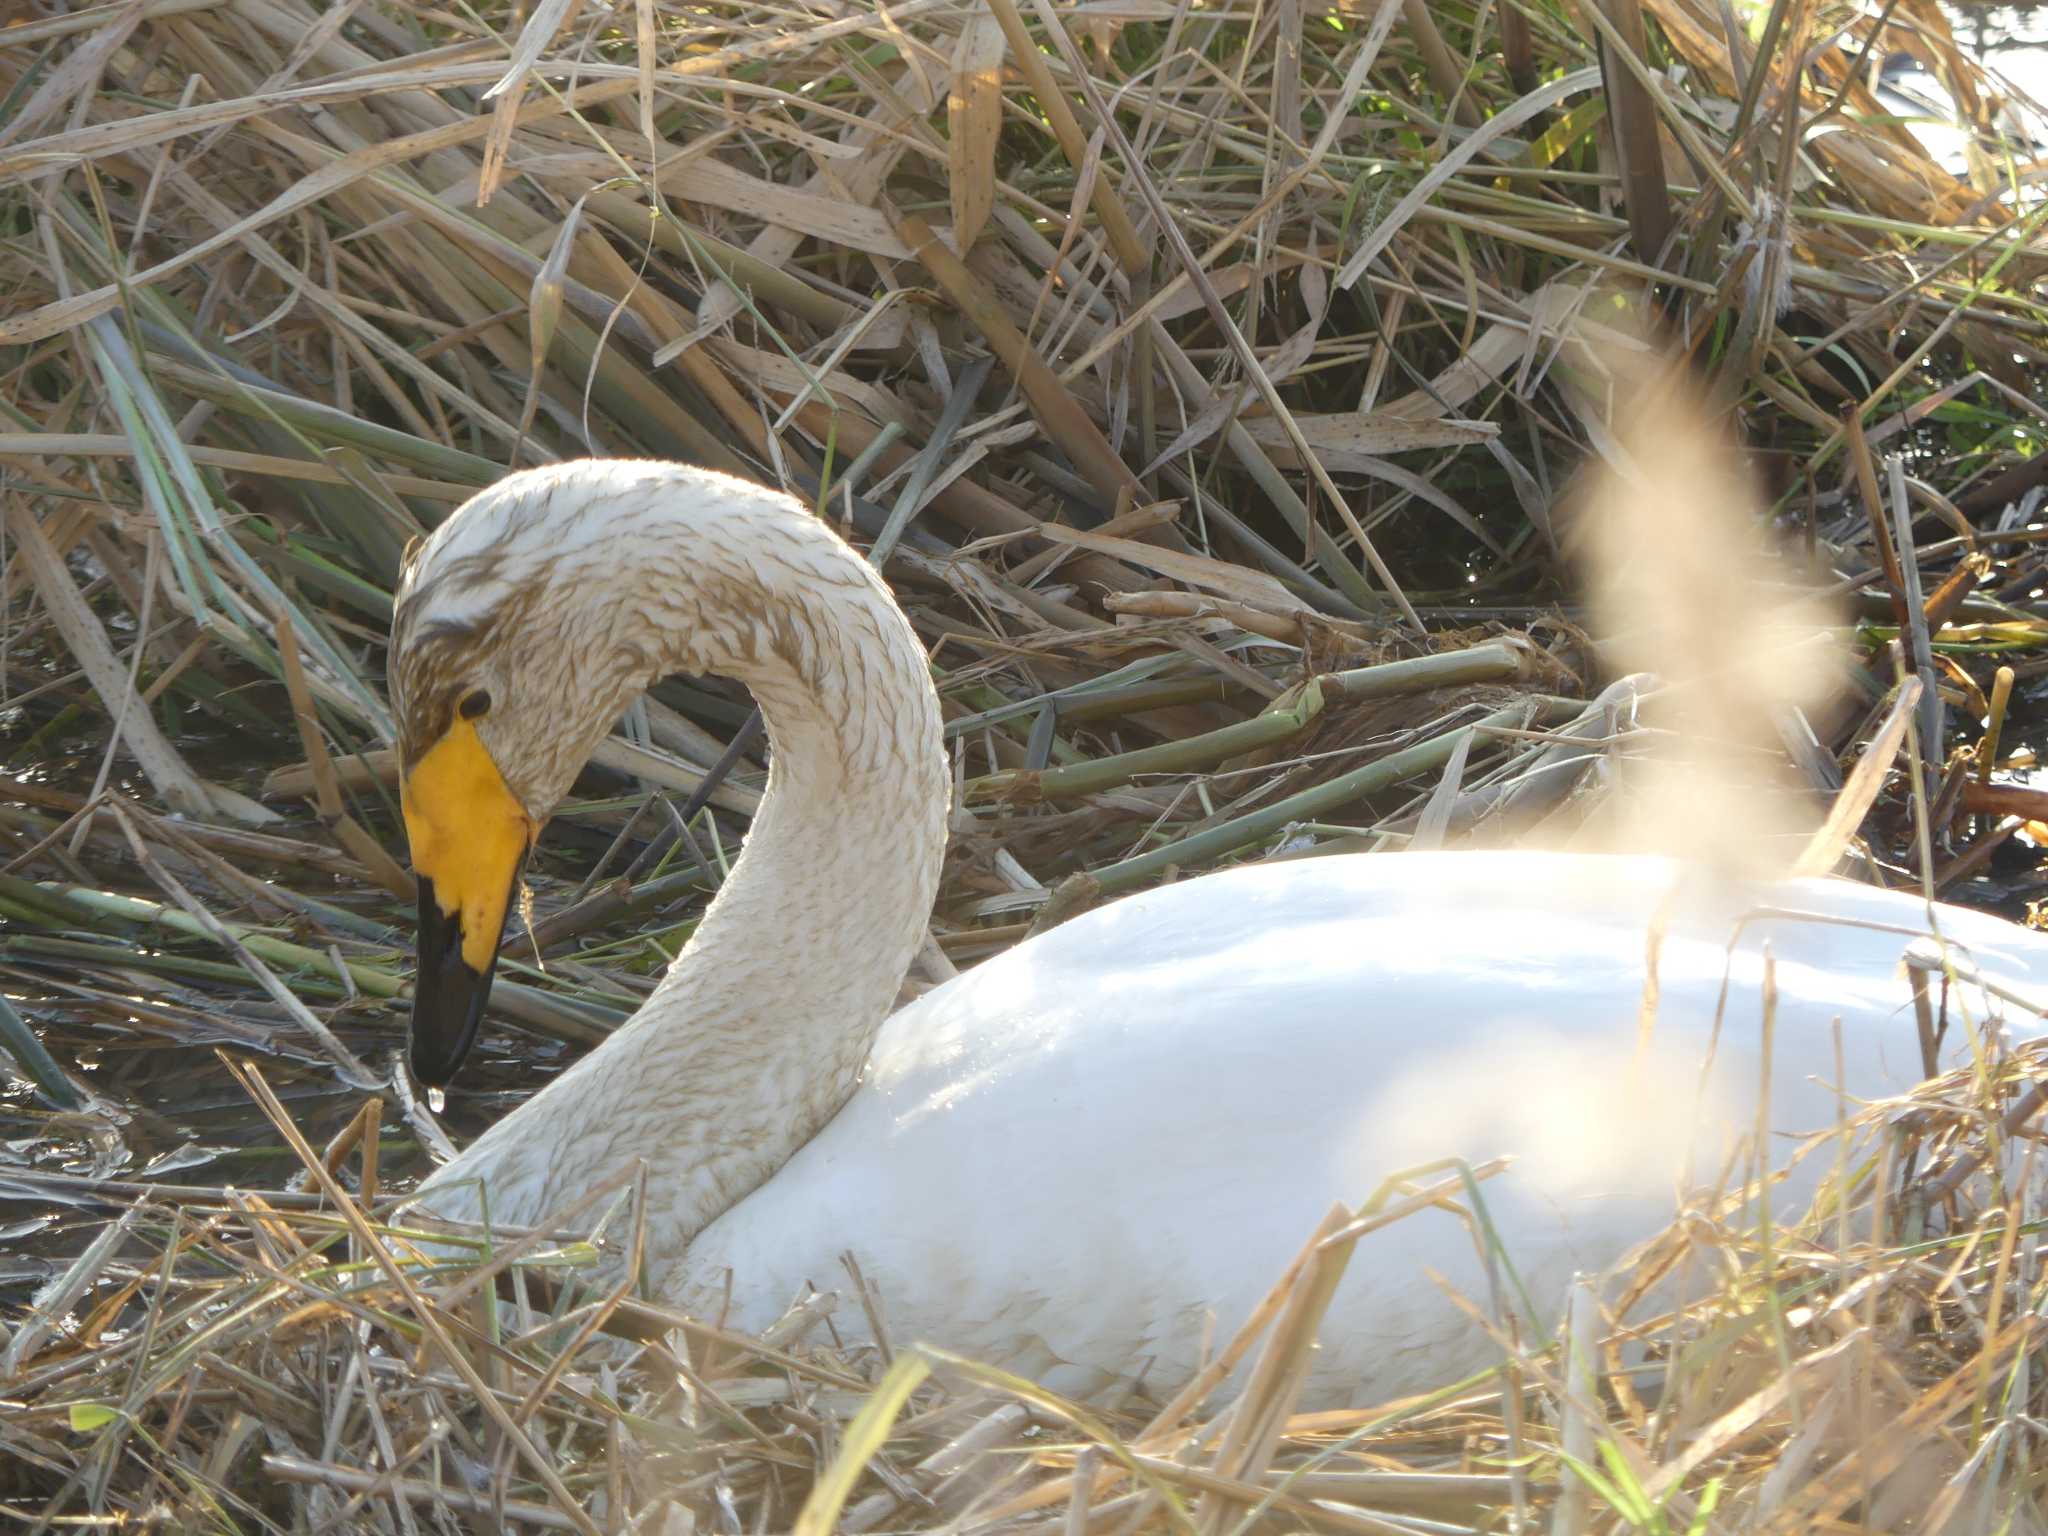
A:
4 0 2048 1525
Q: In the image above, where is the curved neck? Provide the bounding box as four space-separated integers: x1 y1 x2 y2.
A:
431 484 950 1256
627 575 950 1239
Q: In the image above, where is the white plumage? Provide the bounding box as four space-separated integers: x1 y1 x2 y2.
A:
395 460 2048 1407
677 851 2044 1402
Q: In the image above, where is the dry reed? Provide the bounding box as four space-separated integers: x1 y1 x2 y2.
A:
3 0 2048 1525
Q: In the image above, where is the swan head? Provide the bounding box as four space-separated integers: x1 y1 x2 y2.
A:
391 458 942 1087
390 461 759 1084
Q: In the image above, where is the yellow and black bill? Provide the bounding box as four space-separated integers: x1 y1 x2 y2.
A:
401 716 536 1087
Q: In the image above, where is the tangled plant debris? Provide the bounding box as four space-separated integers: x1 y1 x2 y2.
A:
3 0 2048 1525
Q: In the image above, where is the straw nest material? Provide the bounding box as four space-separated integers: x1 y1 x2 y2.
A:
4 1040 2048 1532
4 0 2048 1526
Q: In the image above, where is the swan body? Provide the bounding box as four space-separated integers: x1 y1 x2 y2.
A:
392 460 2048 1407
678 851 2045 1401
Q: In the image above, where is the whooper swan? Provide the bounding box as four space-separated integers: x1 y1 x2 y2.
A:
394 458 2048 1404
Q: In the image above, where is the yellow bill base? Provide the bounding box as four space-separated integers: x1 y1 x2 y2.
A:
401 718 535 974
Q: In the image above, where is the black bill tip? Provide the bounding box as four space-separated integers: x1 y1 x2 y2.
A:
409 873 504 1088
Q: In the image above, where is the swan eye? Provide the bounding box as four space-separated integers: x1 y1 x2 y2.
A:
459 689 493 721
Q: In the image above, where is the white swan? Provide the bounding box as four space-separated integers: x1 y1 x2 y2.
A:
394 458 2048 1405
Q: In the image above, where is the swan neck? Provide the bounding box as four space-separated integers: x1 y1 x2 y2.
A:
612 518 948 1249
417 474 949 1267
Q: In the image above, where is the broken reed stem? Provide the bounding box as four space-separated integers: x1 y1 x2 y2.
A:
1594 0 1674 263
1980 664 2015 789
1093 701 1555 893
274 612 413 898
972 679 1328 802
45 879 405 998
1888 455 1947 764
